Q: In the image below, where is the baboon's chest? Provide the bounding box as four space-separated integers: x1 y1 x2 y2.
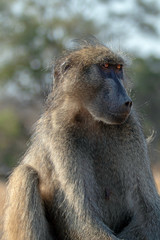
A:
93 143 135 232
95 167 134 233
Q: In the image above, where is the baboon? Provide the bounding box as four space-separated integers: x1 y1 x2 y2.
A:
3 37 160 240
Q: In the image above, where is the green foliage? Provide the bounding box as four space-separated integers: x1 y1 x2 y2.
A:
0 109 21 138
0 108 26 167
133 57 160 126
0 0 98 95
131 57 160 164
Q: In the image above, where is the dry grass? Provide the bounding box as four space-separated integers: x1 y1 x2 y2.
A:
0 181 6 217
153 168 160 194
0 181 6 238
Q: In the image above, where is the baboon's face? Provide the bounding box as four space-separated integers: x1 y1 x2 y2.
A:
83 62 132 125
59 47 132 125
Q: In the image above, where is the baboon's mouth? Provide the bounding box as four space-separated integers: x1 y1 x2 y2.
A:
112 114 130 124
108 110 131 125
107 108 132 117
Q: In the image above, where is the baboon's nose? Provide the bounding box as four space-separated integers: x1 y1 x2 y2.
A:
119 97 132 116
125 100 132 109
122 99 132 114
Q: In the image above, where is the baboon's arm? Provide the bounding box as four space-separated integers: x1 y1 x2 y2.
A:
118 169 160 240
3 165 52 240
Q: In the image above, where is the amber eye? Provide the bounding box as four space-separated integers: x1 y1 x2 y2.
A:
117 64 122 70
103 63 109 68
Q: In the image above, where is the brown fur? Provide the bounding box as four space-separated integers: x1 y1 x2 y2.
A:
2 37 160 240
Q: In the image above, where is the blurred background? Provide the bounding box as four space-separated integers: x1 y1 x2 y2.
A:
0 0 160 189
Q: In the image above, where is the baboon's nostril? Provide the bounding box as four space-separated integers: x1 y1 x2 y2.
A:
125 101 132 108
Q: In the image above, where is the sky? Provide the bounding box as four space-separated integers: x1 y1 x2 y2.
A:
93 0 160 57
71 0 160 57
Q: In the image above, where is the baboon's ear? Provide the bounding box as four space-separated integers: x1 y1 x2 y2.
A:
61 60 71 73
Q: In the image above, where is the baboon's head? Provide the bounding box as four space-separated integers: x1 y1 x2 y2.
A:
54 37 132 125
